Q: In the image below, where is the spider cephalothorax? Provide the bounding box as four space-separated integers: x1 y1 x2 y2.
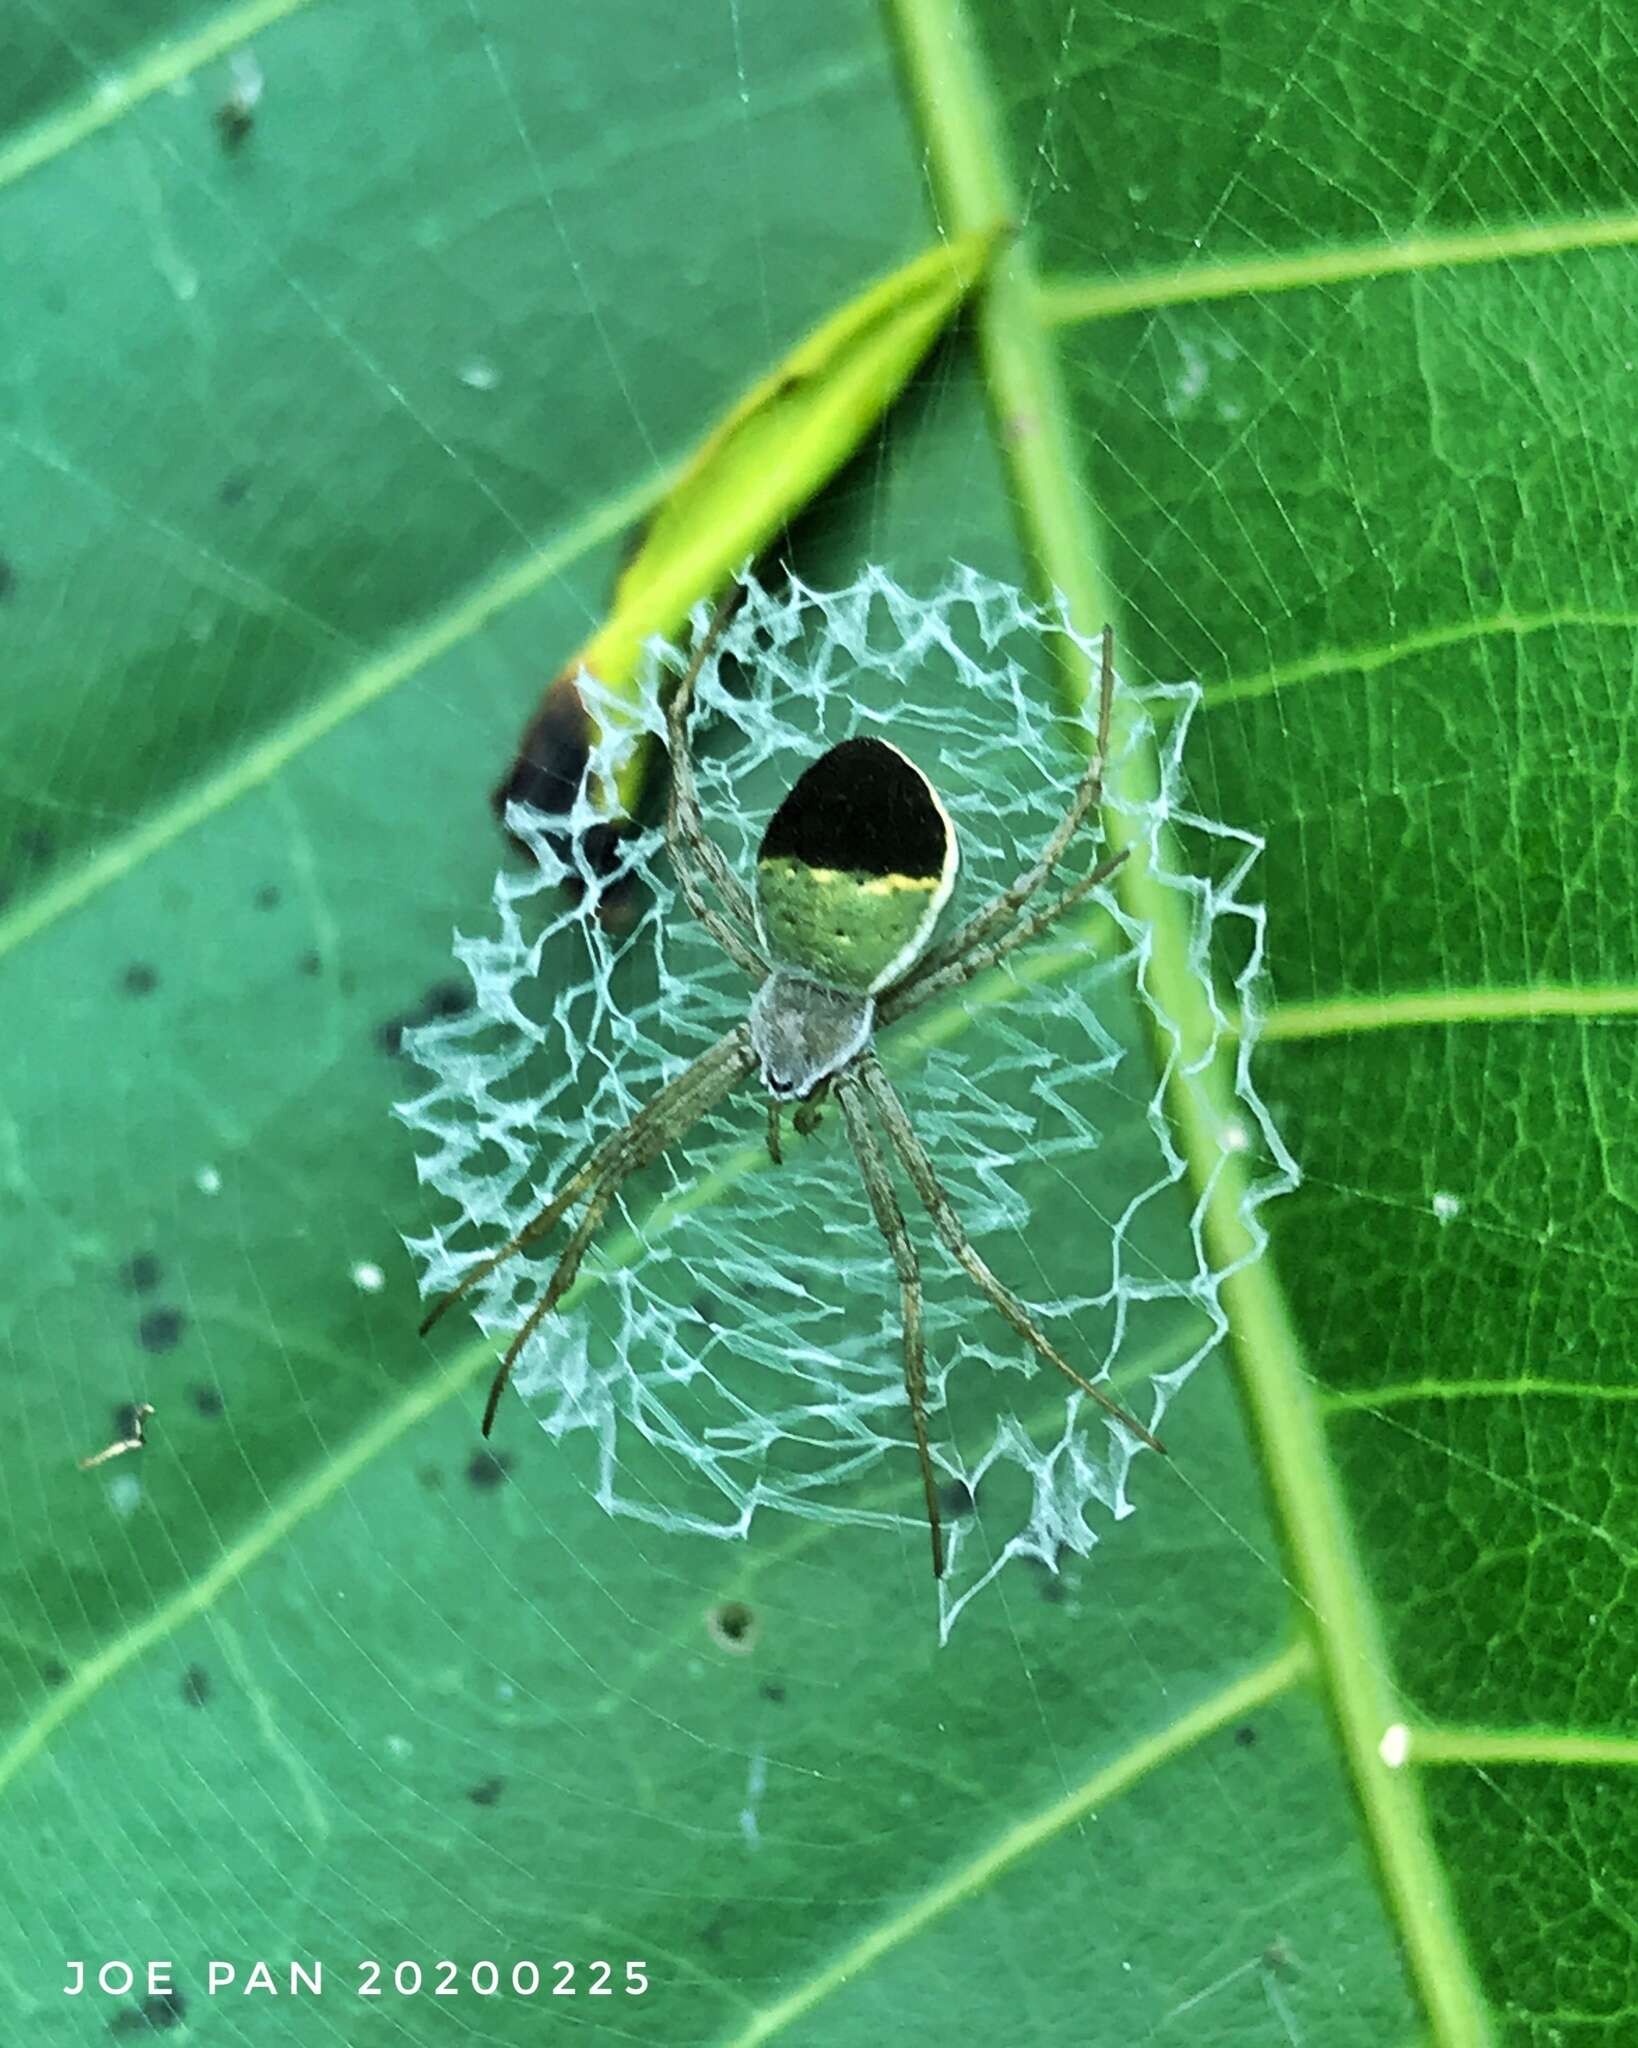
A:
419 589 1164 1580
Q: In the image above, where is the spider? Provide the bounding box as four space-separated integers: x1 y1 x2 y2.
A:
419 589 1165 1577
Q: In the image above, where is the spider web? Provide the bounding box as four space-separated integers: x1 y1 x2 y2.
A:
397 566 1296 1633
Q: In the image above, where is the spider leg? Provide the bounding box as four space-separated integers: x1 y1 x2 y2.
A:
855 1052 1165 1456
482 1176 618 1432
664 587 768 980
881 847 1129 1025
419 1026 753 1338
834 1071 946 1579
480 1031 758 1431
898 624 1118 995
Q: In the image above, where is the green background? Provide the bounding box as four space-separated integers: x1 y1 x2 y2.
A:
2 0 1633 2042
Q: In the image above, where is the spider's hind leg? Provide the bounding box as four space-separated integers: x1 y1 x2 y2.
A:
834 1072 945 1580
857 1052 1165 1457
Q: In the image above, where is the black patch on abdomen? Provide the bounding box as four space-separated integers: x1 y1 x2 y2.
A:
760 737 946 879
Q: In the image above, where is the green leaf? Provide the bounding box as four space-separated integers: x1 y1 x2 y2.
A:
498 226 1001 828
2 1 1628 2045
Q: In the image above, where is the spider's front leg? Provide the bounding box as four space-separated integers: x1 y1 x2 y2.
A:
664 586 770 983
481 1033 758 1432
891 622 1120 1001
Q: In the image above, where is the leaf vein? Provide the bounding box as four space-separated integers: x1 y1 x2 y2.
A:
1327 1378 1638 1414
1206 606 1638 711
1262 984 1638 1041
718 1642 1312 2048
1408 1727 1638 1769
1039 212 1638 324
0 466 665 967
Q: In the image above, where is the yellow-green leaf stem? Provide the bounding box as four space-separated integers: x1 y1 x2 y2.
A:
509 226 1002 819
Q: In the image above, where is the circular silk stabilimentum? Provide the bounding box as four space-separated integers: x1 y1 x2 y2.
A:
397 565 1297 1638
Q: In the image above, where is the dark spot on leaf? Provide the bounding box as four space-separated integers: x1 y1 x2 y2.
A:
215 101 254 150
467 1776 505 1806
121 1253 162 1294
0 554 13 600
699 1909 730 1950
3 826 51 902
138 1307 185 1353
113 1987 187 2033
190 1384 224 1417
706 1600 756 1653
41 1659 68 1688
218 473 250 507
298 950 322 976
377 980 472 1059
940 1479 976 1518
122 962 158 997
253 883 280 910
1234 1723 1257 1748
466 1450 512 1489
759 1681 786 1705
182 1665 211 1707
418 1465 444 1489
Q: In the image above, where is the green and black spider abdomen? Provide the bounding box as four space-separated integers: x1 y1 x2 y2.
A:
755 736 959 995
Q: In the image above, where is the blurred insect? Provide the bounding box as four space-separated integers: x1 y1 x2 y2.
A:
78 1402 154 1471
420 590 1163 1577
215 51 263 151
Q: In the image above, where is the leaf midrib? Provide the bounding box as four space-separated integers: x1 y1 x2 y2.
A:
886 1 1496 2044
